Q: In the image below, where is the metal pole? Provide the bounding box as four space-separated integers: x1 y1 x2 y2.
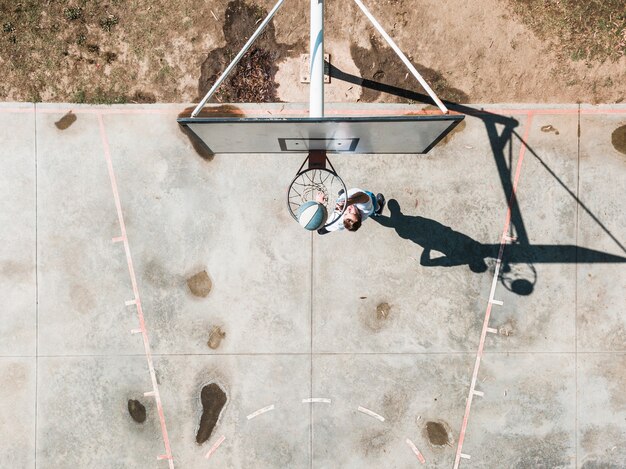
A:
353 0 449 114
191 0 286 117
309 0 324 118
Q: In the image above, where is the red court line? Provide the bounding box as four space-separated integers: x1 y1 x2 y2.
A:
98 114 175 468
2 105 626 117
452 113 534 469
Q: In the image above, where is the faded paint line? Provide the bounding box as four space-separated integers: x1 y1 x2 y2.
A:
302 397 331 404
405 438 426 464
98 114 174 468
453 113 534 469
357 406 385 422
247 404 275 420
205 435 226 459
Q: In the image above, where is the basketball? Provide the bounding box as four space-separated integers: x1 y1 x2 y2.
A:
297 201 328 231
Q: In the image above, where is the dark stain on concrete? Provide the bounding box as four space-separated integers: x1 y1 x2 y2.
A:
178 104 245 118
177 105 245 161
207 326 226 349
198 0 303 103
187 270 212 297
351 35 469 103
440 119 466 145
611 124 626 155
541 124 560 135
360 301 393 332
196 383 228 444
376 302 391 320
55 111 77 130
128 399 146 423
360 429 390 456
425 420 452 447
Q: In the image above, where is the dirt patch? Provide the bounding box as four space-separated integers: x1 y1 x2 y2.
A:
498 319 517 337
130 90 156 103
359 430 390 456
127 399 146 423
207 326 226 349
350 35 469 104
376 302 391 320
360 301 393 332
187 270 212 297
198 0 302 103
612 124 626 155
196 383 228 444
541 124 560 135
425 420 453 447
54 111 77 130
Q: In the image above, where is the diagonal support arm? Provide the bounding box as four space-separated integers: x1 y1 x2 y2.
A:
191 0 286 117
353 0 449 114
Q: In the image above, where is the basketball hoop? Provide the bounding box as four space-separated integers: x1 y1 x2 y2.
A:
287 150 347 229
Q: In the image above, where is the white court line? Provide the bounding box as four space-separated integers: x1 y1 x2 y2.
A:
472 390 484 397
247 404 275 420
125 299 137 306
487 327 498 334
490 299 504 306
112 236 124 243
131 328 142 334
157 455 172 461
405 438 426 464
357 406 385 422
144 391 155 397
302 398 331 404
205 435 226 459
461 453 471 460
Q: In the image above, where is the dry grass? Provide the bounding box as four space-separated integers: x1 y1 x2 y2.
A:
0 0 219 103
507 0 626 62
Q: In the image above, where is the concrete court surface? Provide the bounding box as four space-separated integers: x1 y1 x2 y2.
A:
0 102 625 469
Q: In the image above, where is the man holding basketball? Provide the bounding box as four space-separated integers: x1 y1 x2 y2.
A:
316 188 385 234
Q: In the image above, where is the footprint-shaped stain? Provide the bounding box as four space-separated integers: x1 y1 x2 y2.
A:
196 383 228 444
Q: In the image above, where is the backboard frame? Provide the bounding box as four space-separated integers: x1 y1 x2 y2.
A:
177 114 465 155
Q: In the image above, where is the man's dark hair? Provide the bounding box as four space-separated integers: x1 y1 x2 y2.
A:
344 217 361 231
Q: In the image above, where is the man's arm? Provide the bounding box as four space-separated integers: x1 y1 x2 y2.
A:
345 191 370 206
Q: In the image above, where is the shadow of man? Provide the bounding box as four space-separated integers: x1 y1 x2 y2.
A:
373 199 492 273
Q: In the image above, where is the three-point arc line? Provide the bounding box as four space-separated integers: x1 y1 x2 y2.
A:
357 406 385 422
98 114 174 468
247 404 275 420
452 113 534 469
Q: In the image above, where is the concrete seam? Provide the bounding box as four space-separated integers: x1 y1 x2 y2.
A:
33 101 39 469
574 103 581 468
309 231 313 469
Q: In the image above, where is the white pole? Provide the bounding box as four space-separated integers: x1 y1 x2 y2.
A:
353 0 449 114
309 0 324 118
191 0 286 117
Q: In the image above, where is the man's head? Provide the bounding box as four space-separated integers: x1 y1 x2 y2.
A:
343 204 362 231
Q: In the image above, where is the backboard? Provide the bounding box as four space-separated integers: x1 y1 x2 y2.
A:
176 114 464 155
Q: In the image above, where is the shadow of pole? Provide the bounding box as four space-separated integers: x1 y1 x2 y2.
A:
327 62 626 295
